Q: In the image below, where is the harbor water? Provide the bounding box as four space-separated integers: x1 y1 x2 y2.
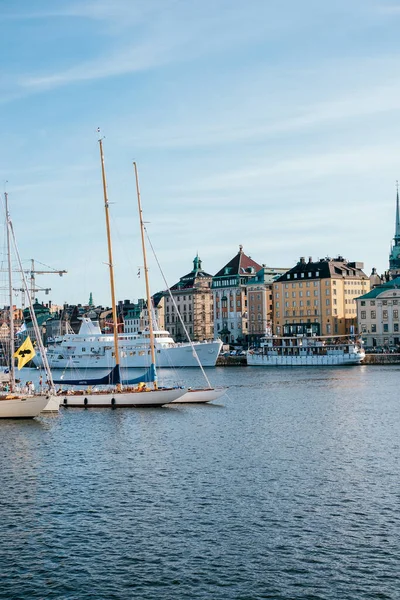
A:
1 365 399 599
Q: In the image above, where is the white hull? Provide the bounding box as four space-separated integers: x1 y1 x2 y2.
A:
0 394 51 418
34 340 222 369
42 395 61 413
171 387 227 403
247 352 365 366
60 387 186 408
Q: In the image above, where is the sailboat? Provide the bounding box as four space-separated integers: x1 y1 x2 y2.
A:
135 221 227 404
51 138 185 407
0 192 58 418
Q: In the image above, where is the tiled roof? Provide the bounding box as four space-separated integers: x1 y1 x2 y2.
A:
214 248 262 278
275 257 368 282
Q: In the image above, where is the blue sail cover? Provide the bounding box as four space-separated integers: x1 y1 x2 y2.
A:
122 363 156 385
53 364 121 386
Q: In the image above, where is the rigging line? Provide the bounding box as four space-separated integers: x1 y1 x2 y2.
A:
144 228 212 389
1 202 56 395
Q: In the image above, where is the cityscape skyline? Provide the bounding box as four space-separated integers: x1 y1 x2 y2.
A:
0 0 400 305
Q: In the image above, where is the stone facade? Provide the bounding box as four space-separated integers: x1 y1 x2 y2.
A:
164 256 214 341
356 277 400 348
246 266 288 344
212 246 263 344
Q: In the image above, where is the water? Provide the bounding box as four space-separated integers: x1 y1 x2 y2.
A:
0 365 399 600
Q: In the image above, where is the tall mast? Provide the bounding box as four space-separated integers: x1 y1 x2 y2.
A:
98 138 121 384
5 193 15 391
133 162 157 390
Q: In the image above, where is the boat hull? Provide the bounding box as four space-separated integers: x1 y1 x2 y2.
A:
42 395 61 412
33 340 223 369
247 352 365 366
171 387 227 403
60 388 186 408
0 395 51 418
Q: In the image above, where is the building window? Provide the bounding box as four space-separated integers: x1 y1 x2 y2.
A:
383 324 389 333
361 324 367 333
361 301 365 306
394 310 399 319
371 324 376 333
383 310 388 320
360 311 366 319
394 323 399 332
370 300 375 306
371 310 376 319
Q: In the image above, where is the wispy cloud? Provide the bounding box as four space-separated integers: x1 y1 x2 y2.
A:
181 143 400 194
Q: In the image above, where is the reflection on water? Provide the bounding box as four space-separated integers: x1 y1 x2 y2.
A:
0 366 399 599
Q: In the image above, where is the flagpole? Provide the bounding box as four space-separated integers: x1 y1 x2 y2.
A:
5 192 15 391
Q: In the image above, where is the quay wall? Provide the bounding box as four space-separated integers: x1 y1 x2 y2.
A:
216 356 247 366
362 353 400 365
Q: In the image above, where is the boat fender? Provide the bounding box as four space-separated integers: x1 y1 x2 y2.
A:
111 397 116 407
84 397 88 406
63 397 68 406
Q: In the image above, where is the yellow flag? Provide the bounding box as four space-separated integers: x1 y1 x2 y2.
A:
14 336 36 370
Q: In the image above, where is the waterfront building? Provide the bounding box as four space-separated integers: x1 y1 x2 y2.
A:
212 246 263 344
165 255 214 341
356 277 400 348
273 256 370 336
246 266 289 345
124 299 146 333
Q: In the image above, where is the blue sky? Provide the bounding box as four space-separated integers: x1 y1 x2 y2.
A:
0 0 399 306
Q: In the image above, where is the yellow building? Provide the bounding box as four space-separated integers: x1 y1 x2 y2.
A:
273 256 370 336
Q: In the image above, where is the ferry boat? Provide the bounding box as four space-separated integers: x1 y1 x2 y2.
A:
247 335 365 366
33 317 223 370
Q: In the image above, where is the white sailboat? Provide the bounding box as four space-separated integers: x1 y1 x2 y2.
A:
143 231 227 404
0 192 58 418
53 139 185 407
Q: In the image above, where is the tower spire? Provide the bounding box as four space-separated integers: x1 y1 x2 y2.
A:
395 180 400 240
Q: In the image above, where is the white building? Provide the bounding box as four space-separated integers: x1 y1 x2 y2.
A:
356 276 400 348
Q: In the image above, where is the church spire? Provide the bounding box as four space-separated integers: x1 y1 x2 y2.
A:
395 180 400 241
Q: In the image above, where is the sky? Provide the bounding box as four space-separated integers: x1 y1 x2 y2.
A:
0 0 399 307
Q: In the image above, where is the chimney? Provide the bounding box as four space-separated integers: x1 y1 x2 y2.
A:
299 257 306 264
308 256 312 263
